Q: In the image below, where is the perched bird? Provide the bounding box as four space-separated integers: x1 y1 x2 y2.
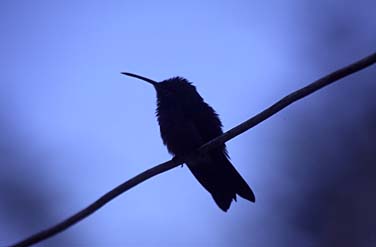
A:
122 72 255 211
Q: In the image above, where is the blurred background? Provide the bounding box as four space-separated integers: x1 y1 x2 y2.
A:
1 1 375 246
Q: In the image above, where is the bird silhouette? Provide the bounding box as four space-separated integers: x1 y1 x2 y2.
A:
122 72 255 211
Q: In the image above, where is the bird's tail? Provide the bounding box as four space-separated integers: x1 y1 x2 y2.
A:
227 159 256 203
187 152 255 212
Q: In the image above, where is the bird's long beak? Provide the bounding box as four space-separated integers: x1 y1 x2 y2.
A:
121 72 158 87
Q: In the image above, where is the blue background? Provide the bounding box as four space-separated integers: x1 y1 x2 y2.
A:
1 1 375 246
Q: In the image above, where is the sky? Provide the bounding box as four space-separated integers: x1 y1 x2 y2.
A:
1 1 375 246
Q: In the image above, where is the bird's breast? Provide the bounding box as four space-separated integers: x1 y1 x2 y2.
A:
156 107 203 156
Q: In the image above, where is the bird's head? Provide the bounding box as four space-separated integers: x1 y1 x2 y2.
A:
121 72 203 105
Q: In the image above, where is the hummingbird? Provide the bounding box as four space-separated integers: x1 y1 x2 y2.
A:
122 72 255 211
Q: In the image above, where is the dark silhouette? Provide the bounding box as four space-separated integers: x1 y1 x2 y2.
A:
122 72 255 211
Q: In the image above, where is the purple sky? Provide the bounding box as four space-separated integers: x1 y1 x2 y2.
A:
1 1 375 246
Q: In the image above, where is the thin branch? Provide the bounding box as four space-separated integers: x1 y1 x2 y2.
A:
200 52 376 153
9 51 376 247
